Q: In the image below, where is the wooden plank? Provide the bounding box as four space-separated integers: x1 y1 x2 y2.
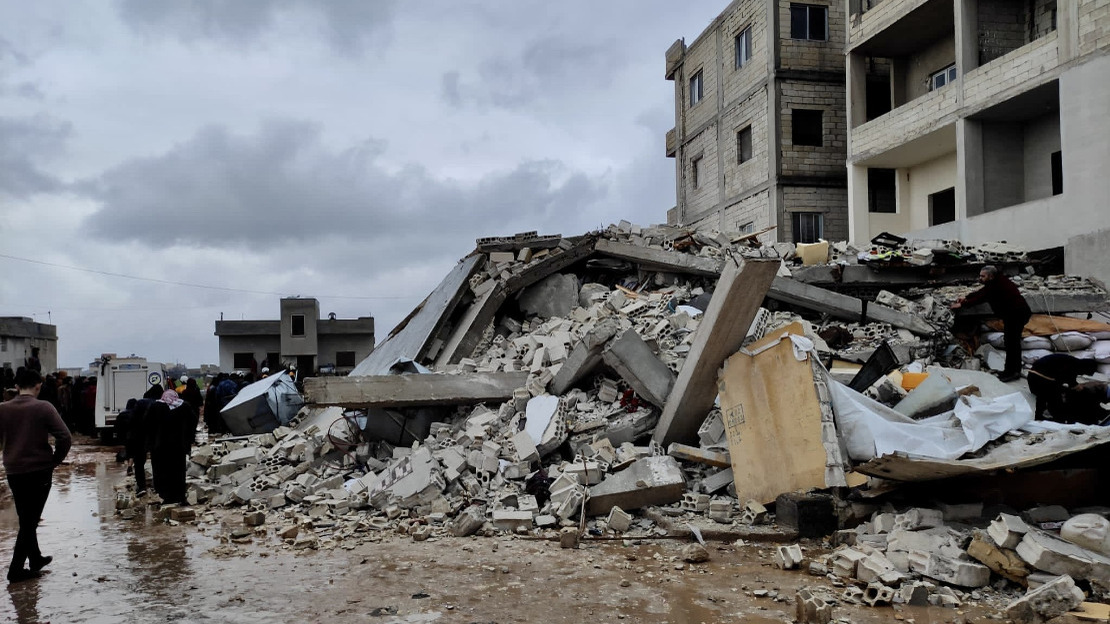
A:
855 427 1110 481
666 442 731 468
652 256 781 446
350 255 483 376
768 276 936 335
716 322 829 504
594 238 725 277
303 372 529 409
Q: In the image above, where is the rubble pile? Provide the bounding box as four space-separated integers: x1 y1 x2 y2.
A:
114 222 1110 619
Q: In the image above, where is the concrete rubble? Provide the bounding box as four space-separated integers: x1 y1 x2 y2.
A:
115 222 1110 619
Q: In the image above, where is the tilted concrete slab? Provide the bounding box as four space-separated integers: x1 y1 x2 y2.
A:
550 320 620 395
601 329 675 408
767 276 935 335
653 256 781 446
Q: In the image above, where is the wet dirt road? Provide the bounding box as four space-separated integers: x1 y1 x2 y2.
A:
0 439 1003 623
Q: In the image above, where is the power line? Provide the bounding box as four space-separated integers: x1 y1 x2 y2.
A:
0 252 418 300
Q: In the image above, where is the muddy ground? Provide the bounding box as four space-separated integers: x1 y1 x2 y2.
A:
0 437 1010 623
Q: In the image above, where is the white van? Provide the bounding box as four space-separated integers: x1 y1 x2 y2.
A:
94 355 165 442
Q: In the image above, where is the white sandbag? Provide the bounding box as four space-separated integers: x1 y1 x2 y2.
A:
1051 331 1094 351
1091 331 1110 340
1021 348 1055 365
1021 335 1054 350
1100 363 1110 377
983 331 1005 349
1093 340 1110 363
1068 349 1096 361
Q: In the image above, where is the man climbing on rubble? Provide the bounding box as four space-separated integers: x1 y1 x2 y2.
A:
950 265 1032 382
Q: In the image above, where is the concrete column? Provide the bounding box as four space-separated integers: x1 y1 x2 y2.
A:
1057 0 1079 63
767 0 782 240
957 118 983 218
847 164 869 244
847 53 867 129
955 0 979 75
715 23 726 230
890 58 908 108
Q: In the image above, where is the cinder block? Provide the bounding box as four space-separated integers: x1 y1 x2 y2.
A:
775 544 804 570
1006 574 1084 624
607 506 632 532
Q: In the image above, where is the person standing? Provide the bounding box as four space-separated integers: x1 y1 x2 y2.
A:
0 369 71 583
147 390 191 505
951 265 1033 382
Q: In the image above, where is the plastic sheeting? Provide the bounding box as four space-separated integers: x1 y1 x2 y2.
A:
830 371 1034 462
220 372 305 436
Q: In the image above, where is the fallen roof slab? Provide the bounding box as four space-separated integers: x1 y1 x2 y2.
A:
855 427 1110 482
302 371 528 409
768 276 936 335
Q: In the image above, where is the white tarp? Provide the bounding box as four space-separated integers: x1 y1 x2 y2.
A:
830 367 1034 462
221 372 304 435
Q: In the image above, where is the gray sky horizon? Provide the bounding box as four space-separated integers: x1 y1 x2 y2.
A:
0 1 726 369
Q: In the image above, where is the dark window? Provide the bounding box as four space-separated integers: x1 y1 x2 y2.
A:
689 70 703 106
790 4 828 41
336 351 357 368
737 126 753 164
792 109 823 146
233 352 255 369
735 27 752 68
868 168 897 213
691 156 703 189
291 314 305 337
1051 151 1063 196
267 352 280 370
866 75 892 121
930 64 958 91
929 188 956 225
792 212 824 243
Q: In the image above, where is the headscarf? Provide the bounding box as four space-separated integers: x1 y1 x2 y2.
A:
159 389 184 409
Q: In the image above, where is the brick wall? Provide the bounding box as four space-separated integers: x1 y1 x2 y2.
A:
683 126 721 220
779 0 846 72
782 186 850 241
780 80 847 177
683 32 721 134
722 87 772 198
850 86 959 160
979 0 1031 64
688 189 773 235
963 32 1059 108
1079 0 1110 56
721 0 771 102
848 0 931 48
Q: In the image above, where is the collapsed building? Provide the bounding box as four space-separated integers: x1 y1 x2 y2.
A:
122 223 1110 620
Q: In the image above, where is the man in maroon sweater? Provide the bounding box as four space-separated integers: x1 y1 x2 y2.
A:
0 369 71 583
951 265 1033 382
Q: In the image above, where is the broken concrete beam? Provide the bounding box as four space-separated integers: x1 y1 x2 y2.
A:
653 257 781 446
967 530 1031 584
767 276 936 335
909 552 992 588
303 372 528 409
586 456 686 516
666 442 731 468
550 321 619 395
594 238 724 276
491 510 534 532
1006 575 1085 624
1016 529 1110 585
700 467 734 494
601 329 675 408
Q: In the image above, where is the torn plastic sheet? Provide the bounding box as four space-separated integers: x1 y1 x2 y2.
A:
829 371 1033 462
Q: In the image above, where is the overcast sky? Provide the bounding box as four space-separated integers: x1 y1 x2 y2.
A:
0 1 725 369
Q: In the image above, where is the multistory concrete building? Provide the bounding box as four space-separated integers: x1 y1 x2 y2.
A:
214 298 374 377
666 0 849 244
0 317 57 373
845 0 1110 276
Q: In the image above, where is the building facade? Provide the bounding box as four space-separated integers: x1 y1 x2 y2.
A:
846 0 1110 261
666 0 849 244
0 317 57 373
213 298 375 376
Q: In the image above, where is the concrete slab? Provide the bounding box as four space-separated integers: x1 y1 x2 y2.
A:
586 456 686 515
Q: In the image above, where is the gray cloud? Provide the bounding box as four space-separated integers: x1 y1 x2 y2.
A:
0 115 70 196
81 120 608 260
116 0 398 55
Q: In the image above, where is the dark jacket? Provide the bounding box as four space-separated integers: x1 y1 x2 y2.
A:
962 274 1032 319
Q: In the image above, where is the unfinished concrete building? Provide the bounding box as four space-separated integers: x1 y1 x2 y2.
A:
0 317 57 373
846 0 1110 276
665 0 849 244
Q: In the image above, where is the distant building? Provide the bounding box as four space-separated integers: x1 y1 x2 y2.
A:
213 298 375 377
0 317 57 373
665 0 849 243
845 0 1110 271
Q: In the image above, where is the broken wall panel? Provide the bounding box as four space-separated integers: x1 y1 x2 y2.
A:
717 322 839 504
351 254 484 376
303 372 528 409
652 256 781 446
